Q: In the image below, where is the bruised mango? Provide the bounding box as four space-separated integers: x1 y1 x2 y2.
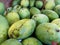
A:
8 19 36 39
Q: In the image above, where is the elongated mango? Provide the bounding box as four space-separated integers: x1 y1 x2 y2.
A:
0 15 9 44
8 19 36 39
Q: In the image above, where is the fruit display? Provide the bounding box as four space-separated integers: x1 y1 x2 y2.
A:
0 0 60 45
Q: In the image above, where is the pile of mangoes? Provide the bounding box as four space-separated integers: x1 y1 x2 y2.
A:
0 0 60 45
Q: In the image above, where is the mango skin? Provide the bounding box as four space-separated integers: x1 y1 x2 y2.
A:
1 39 22 45
19 8 30 19
30 7 41 15
42 10 59 21
0 2 5 15
22 37 43 45
6 12 20 25
54 5 60 16
8 19 36 39
32 14 49 24
35 1 43 8
51 19 60 27
45 0 55 10
0 15 9 44
35 23 60 45
21 0 29 7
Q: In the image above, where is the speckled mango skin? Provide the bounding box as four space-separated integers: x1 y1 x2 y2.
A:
32 14 49 24
0 15 9 44
8 19 36 39
35 23 60 45
42 10 59 21
22 37 43 45
1 39 22 45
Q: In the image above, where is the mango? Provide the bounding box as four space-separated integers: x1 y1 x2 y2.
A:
8 19 36 39
6 12 20 25
42 10 59 21
36 23 60 45
0 15 9 44
32 14 49 24
22 37 43 45
1 39 22 45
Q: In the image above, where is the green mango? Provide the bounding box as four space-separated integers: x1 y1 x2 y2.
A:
35 1 43 8
0 2 5 15
8 19 36 39
42 10 59 21
35 23 60 45
32 14 49 25
29 0 35 7
45 0 55 10
54 5 60 16
30 7 41 15
22 37 43 45
21 0 29 7
12 0 21 6
51 19 60 27
1 39 22 45
6 12 20 25
55 0 60 5
0 15 9 44
19 8 30 19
